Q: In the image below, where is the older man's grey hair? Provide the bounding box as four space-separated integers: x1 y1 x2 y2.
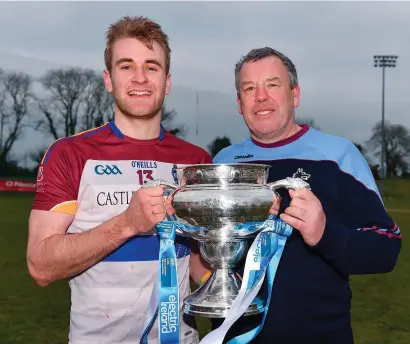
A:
234 47 298 93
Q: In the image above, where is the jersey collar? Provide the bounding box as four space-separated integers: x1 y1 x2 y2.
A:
109 120 166 142
251 124 309 148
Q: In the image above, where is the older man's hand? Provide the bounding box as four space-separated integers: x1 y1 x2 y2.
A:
279 188 326 246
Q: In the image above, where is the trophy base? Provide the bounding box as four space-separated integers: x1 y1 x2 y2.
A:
183 267 264 318
183 298 264 318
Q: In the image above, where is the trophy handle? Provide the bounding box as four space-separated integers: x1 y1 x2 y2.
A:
143 178 179 191
266 177 310 192
142 179 185 236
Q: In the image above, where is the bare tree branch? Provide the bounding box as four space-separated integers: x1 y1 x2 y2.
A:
35 68 98 139
0 71 33 167
0 74 6 152
81 75 114 130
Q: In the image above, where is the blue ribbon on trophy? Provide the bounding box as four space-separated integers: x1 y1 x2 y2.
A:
140 219 180 344
199 215 293 344
141 214 293 344
141 165 182 344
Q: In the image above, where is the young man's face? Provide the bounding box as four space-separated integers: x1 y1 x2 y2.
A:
104 37 170 119
237 56 300 142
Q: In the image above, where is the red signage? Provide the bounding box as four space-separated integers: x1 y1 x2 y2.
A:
0 179 36 192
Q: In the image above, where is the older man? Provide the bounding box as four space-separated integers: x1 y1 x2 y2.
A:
211 47 401 344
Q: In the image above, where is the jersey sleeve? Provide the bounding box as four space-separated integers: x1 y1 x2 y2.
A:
201 150 213 164
313 142 401 276
32 139 82 215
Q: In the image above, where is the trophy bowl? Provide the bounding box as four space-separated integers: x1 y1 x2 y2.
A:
147 163 309 318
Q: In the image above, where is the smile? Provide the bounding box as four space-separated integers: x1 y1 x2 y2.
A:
128 90 152 96
255 110 274 116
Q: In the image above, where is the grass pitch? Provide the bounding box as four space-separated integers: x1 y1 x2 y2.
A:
0 179 409 343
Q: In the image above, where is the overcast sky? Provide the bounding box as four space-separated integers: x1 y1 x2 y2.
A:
0 1 409 166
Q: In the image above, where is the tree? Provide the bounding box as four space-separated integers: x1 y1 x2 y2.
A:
207 136 232 158
366 121 410 177
161 104 185 137
34 68 106 140
81 75 114 130
354 142 380 180
0 74 5 153
354 143 365 154
0 71 33 169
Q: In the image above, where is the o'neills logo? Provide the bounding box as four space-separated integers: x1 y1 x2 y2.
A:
253 237 262 263
160 295 178 334
234 153 254 160
96 191 134 206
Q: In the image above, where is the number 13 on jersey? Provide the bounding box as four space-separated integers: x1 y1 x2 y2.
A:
136 170 154 185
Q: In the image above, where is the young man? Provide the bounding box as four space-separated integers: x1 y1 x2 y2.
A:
212 47 402 343
27 16 211 344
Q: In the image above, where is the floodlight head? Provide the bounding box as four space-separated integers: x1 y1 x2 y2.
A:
373 55 398 68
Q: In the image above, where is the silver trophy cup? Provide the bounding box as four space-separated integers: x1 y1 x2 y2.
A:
147 163 309 318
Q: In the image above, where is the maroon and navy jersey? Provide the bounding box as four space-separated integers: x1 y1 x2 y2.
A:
32 121 212 344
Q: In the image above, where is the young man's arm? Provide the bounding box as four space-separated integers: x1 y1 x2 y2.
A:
27 186 168 286
27 139 167 286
